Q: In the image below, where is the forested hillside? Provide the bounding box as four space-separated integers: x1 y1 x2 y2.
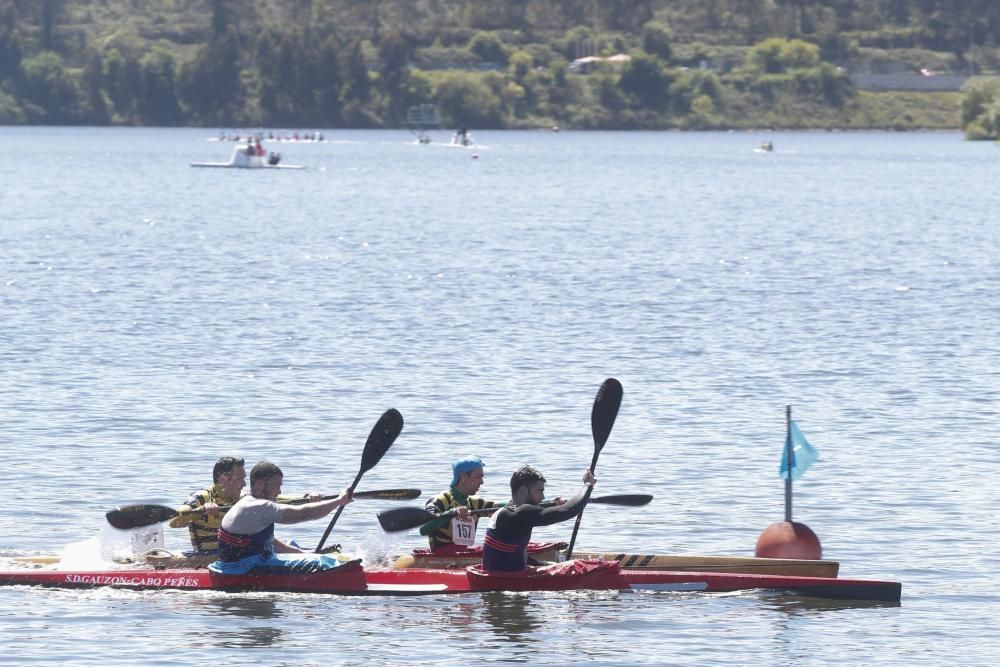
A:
1 0 999 133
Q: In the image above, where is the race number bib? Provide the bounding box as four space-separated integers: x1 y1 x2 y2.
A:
451 515 477 546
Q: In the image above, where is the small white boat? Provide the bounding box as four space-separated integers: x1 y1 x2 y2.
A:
191 144 305 169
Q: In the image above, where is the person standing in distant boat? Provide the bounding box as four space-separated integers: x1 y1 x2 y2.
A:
482 466 595 572
169 456 247 554
420 456 504 553
210 461 353 574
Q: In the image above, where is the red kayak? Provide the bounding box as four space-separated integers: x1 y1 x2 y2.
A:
366 560 900 601
0 560 369 594
0 560 902 602
0 560 901 602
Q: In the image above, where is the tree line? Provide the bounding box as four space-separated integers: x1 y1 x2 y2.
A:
0 0 998 131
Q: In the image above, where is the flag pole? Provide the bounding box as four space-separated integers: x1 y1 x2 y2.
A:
784 404 793 522
756 404 822 560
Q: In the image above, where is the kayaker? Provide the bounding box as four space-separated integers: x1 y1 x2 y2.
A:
482 466 596 572
170 457 326 556
169 456 246 554
419 456 504 553
210 461 353 575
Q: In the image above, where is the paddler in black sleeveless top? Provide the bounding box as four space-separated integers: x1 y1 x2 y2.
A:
420 456 504 553
209 461 352 575
169 456 246 554
483 465 596 572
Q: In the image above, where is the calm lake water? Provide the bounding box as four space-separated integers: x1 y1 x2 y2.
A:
1 127 998 665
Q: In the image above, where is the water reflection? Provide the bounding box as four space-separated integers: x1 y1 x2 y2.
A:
480 592 543 640
758 591 901 613
188 595 285 649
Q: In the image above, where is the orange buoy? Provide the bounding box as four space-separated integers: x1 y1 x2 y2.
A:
755 521 822 560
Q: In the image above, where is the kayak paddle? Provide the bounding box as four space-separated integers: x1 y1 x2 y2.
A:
315 408 404 552
377 494 650 533
106 488 419 530
565 378 623 559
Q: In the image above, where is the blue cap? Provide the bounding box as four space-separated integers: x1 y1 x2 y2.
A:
451 456 484 488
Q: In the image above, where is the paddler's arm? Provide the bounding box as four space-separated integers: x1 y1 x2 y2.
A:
531 470 596 527
168 506 197 529
276 488 353 525
419 498 503 535
272 537 305 554
168 498 219 529
418 508 458 535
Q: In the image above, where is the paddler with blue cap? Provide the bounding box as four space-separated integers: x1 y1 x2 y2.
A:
420 456 504 554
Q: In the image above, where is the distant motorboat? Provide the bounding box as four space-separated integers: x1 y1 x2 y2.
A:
191 144 305 169
754 140 774 153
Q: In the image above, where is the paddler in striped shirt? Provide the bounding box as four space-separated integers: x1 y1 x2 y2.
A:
170 456 325 555
169 456 247 554
420 456 504 553
210 461 353 575
483 465 596 572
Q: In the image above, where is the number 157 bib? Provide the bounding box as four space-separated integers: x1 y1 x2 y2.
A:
451 515 476 546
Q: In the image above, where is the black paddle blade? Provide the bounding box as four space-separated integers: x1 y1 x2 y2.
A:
105 504 178 530
590 378 623 467
353 488 421 501
590 494 652 507
567 378 624 559
315 409 405 553
359 408 404 475
377 506 435 533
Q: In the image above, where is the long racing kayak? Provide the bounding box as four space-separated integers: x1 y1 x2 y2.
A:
0 560 899 601
368 562 898 601
15 550 839 579
572 552 840 578
392 547 839 578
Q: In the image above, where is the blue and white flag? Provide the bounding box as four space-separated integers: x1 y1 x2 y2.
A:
779 420 819 480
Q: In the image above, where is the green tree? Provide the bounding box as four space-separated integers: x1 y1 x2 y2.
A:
0 27 23 80
378 30 412 124
137 48 182 125
40 0 62 51
287 32 320 122
342 40 370 104
179 30 241 123
103 48 138 119
748 38 821 74
468 31 507 66
641 21 672 61
19 51 77 122
601 0 653 32
212 0 228 37
434 72 504 127
253 28 280 120
961 78 1000 140
79 47 109 124
618 53 670 110
316 36 343 124
508 50 532 82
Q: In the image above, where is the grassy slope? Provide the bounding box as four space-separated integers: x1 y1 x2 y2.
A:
853 91 962 129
